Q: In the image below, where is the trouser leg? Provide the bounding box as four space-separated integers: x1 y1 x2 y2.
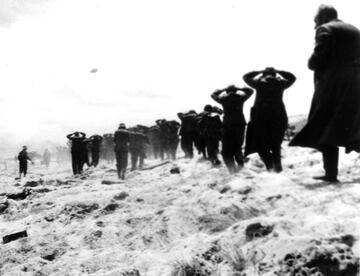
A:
321 145 339 179
76 154 83 174
272 145 282 172
234 125 245 168
131 151 138 170
94 151 100 167
71 154 78 174
120 151 128 179
258 151 274 171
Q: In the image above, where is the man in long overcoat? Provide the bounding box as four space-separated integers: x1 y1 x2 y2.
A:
290 5 360 182
243 67 296 172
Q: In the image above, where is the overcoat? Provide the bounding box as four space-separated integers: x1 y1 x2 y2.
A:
290 20 360 152
245 76 291 156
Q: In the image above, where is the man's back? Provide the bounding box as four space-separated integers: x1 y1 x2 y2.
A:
68 136 85 152
114 129 130 151
309 20 360 72
219 93 247 125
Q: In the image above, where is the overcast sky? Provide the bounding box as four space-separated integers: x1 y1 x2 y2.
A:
0 0 360 145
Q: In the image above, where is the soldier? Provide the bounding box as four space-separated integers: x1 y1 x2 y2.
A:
164 120 181 160
103 134 115 164
18 146 33 178
66 131 86 175
211 85 253 173
114 123 130 179
129 127 150 170
148 125 161 159
43 149 51 168
243 67 296 172
88 134 103 167
156 119 169 160
177 110 198 158
198 105 223 166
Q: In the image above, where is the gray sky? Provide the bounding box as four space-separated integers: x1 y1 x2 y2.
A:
0 0 360 145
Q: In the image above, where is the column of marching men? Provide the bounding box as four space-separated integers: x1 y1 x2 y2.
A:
59 67 296 180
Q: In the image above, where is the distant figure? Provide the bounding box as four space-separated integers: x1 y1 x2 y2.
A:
88 134 103 167
129 128 149 171
177 110 198 158
148 125 161 159
113 123 130 179
156 119 169 160
243 67 296 172
164 120 181 160
18 146 33 178
102 133 115 163
211 85 253 173
43 149 51 168
198 105 223 166
290 5 360 182
66 132 86 175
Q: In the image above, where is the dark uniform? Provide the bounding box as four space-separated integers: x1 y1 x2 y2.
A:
129 131 149 170
156 119 169 160
148 125 161 159
211 85 253 173
243 68 296 172
88 134 103 167
164 120 181 160
103 134 115 163
18 147 32 178
178 111 198 158
198 107 223 166
67 132 86 175
290 6 360 182
114 126 130 179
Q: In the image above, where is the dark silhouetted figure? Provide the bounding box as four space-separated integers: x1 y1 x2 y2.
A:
114 123 130 179
178 110 198 158
148 125 161 159
67 132 86 175
103 133 115 163
88 134 103 167
156 119 169 160
129 128 149 171
243 67 296 172
164 120 181 160
290 5 360 182
18 146 33 178
43 149 51 168
198 105 223 166
211 85 253 173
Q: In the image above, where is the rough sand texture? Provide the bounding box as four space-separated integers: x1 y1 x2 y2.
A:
0 144 359 275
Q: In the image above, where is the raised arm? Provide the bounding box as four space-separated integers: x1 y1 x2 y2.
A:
243 70 262 88
277 70 296 89
177 113 184 120
66 133 74 139
237 86 254 101
211 89 224 104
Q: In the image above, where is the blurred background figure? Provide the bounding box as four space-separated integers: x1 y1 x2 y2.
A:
114 123 130 180
18 145 33 178
87 134 103 167
66 131 86 175
42 148 51 168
